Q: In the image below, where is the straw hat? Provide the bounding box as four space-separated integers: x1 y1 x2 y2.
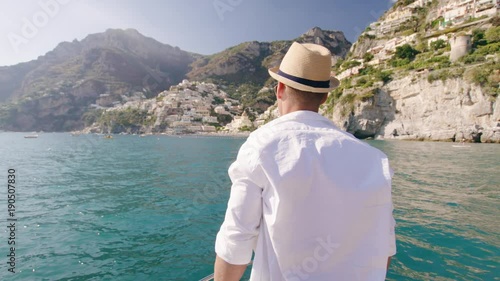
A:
269 42 340 93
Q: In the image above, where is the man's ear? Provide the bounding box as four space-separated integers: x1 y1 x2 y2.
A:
319 93 328 105
276 82 285 100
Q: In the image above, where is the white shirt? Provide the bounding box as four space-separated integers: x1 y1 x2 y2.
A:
215 110 396 281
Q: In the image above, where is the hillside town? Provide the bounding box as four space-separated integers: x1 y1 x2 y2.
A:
84 80 254 134
75 0 499 140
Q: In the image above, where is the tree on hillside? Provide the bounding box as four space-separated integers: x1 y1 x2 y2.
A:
430 39 447 51
485 26 500 43
363 52 374 62
472 29 488 48
490 15 500 27
395 44 419 61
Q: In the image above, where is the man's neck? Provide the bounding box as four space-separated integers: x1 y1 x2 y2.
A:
280 107 319 116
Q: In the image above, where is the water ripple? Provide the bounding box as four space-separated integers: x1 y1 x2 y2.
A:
0 134 498 280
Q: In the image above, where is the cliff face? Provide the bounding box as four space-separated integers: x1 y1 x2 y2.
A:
322 0 500 143
330 74 499 143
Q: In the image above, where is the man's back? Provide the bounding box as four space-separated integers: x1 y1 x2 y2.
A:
216 111 396 281
214 42 395 281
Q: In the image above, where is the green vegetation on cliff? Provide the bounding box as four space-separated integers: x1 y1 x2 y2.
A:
465 61 500 99
96 108 156 134
327 3 499 120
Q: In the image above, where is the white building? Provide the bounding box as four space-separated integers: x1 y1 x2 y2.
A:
196 107 211 117
438 0 498 25
203 116 219 123
225 112 253 132
188 126 203 132
172 121 191 127
362 34 418 66
165 115 179 122
184 109 196 116
384 7 413 23
408 0 433 8
201 126 217 132
214 105 228 115
181 116 192 122
337 65 364 80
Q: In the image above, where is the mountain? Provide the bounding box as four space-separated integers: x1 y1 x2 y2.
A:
0 27 351 132
188 27 349 84
187 27 351 112
0 28 198 131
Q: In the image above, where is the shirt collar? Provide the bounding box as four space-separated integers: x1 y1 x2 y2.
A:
266 110 336 127
277 110 329 122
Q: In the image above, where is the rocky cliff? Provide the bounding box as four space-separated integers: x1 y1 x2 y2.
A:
322 0 500 143
328 71 499 142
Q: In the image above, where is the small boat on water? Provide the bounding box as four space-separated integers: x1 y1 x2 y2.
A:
104 135 113 139
452 145 471 148
24 134 39 139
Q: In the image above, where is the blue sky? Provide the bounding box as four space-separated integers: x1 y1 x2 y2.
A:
0 0 396 66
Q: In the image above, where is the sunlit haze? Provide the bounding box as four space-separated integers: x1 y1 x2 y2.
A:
0 0 394 66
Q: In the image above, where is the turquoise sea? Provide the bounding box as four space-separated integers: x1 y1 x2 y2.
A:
0 133 498 281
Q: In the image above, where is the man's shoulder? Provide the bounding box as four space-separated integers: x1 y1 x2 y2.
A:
248 115 387 158
247 112 348 146
253 111 336 132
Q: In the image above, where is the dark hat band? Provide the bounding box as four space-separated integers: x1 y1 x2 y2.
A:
277 70 331 89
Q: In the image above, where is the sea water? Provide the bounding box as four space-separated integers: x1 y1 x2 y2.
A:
0 133 498 280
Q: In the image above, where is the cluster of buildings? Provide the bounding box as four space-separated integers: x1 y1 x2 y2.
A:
337 33 418 80
368 0 498 37
336 0 498 80
225 111 254 132
92 80 244 134
368 0 433 36
438 0 499 26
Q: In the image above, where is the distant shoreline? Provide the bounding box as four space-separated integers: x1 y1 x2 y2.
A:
0 129 250 137
3 130 499 143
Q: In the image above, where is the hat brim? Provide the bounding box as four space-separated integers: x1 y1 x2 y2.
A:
268 67 340 93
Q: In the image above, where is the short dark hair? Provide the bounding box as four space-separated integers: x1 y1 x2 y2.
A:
285 86 328 107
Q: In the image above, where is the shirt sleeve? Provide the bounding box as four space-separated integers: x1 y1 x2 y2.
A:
215 139 266 265
385 158 397 257
387 204 397 256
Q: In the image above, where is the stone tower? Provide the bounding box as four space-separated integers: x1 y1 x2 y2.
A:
449 35 472 62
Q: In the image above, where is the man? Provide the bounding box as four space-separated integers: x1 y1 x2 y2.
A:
214 42 396 281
